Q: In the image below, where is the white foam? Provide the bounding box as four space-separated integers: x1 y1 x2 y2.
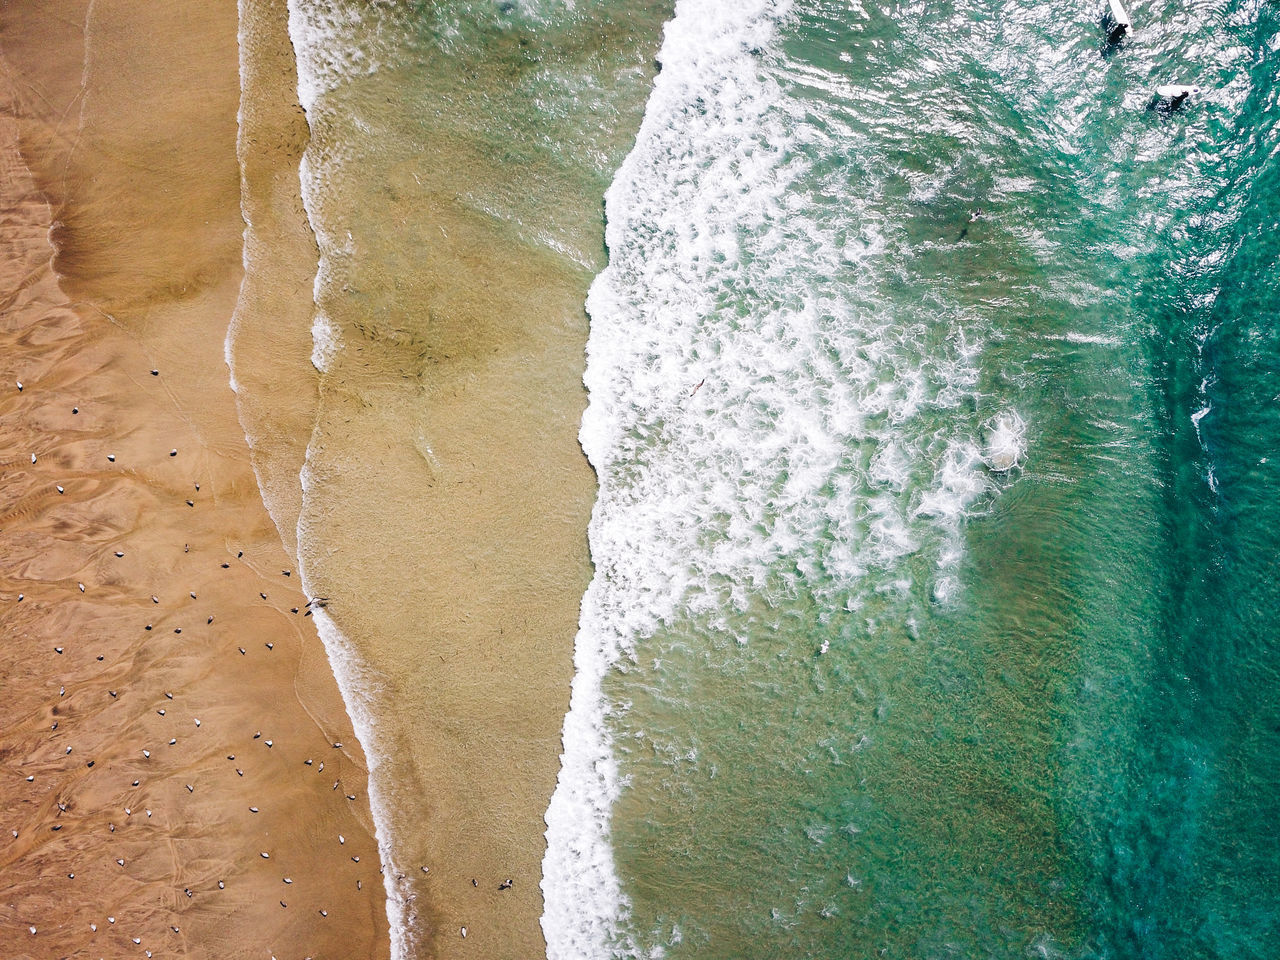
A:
544 0 1019 947
544 4 800 954
982 411 1027 472
297 470 412 960
285 2 410 954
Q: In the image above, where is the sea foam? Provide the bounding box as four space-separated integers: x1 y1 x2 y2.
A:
542 2 797 956
283 1 412 954
542 0 1012 952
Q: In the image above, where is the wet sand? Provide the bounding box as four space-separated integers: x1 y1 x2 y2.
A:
0 1 388 955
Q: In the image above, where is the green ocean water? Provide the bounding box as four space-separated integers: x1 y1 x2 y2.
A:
546 1 1280 958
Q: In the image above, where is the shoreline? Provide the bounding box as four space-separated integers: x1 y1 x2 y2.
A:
273 3 671 954
0 1 388 955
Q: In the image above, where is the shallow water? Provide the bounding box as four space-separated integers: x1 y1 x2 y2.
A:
233 0 670 955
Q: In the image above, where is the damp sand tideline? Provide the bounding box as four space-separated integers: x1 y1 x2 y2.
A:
235 1 672 956
0 0 386 955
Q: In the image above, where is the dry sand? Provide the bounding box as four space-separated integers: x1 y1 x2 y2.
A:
0 0 388 955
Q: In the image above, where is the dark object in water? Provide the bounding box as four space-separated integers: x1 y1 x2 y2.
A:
1102 0 1131 44
1148 84 1199 114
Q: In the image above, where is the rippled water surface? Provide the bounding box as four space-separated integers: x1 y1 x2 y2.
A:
545 1 1280 957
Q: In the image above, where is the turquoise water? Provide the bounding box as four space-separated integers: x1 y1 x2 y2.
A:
546 1 1280 958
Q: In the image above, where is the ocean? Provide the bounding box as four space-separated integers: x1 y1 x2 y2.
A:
235 0 1280 957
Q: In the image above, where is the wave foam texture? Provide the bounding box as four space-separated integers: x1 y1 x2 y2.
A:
542 0 1015 953
285 1 409 955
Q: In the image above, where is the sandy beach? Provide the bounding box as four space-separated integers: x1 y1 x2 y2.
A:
0 0 387 955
